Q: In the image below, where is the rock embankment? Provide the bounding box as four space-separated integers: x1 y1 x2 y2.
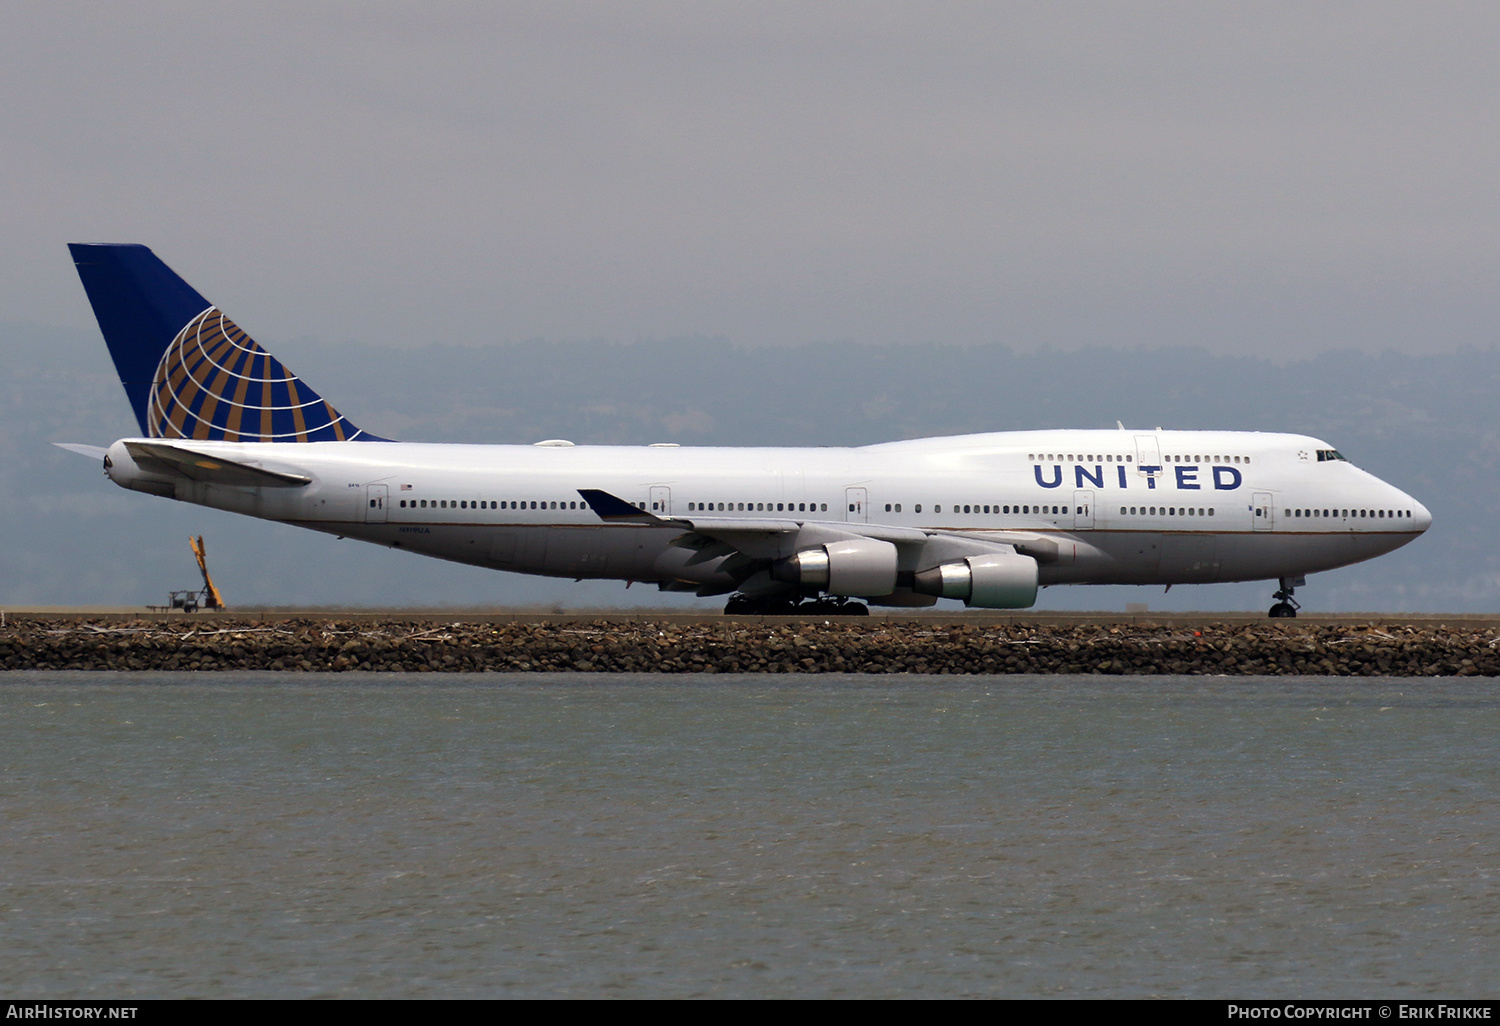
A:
2 618 1498 675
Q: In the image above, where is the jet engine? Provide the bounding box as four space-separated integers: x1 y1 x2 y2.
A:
771 538 899 597
911 552 1038 609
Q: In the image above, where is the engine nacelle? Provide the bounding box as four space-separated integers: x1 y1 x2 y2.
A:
771 538 899 597
911 552 1038 608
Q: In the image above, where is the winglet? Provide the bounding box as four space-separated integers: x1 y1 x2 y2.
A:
578 488 672 524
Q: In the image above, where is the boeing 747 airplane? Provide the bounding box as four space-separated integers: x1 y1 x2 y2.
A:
61 244 1430 617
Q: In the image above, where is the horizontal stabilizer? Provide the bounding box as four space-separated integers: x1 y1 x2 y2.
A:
53 442 109 461
124 441 311 487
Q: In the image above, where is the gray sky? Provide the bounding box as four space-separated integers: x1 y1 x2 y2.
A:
5 2 1500 357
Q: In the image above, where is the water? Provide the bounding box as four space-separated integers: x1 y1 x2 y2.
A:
1 672 1496 998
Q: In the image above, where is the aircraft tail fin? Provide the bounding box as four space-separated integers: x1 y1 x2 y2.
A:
68 244 379 442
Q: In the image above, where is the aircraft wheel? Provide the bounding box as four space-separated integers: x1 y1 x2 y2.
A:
810 597 868 616
724 594 799 615
1268 602 1297 618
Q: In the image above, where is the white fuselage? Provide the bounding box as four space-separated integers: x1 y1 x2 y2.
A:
102 428 1430 603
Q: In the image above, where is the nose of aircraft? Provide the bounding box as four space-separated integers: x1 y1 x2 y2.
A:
1411 497 1433 533
1410 501 1434 534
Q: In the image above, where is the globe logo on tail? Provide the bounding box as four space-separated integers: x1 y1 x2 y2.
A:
148 307 360 442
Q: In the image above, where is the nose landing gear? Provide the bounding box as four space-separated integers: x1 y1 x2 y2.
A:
1269 576 1304 618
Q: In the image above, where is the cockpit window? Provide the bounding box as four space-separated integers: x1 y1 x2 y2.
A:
1316 449 1347 462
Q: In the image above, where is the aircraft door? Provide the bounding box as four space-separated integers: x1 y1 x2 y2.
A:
1134 434 1161 483
1253 492 1274 532
649 486 672 516
845 487 868 523
1073 490 1094 529
364 484 388 523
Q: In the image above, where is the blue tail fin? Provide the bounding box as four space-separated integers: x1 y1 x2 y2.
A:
69 244 377 442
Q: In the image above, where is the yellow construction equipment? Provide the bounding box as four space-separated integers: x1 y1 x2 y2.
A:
190 535 225 610
153 535 225 612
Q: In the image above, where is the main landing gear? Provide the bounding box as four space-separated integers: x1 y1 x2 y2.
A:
1268 576 1303 618
723 594 870 616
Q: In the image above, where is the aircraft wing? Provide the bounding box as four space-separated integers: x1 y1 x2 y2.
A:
585 486 996 546
578 488 1033 558
579 487 793 531
578 488 928 539
123 441 312 488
